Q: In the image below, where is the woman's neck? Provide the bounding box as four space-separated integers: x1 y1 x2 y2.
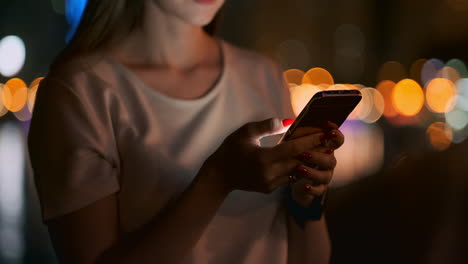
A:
107 1 216 71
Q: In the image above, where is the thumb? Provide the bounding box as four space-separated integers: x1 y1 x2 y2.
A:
244 118 289 141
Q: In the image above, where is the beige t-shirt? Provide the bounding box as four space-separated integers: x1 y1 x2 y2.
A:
28 40 296 263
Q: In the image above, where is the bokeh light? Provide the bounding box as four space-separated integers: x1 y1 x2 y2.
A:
421 58 444 85
289 84 321 116
425 78 457 113
445 100 468 131
446 58 468 78
359 88 385 123
302 67 334 88
3 79 28 112
436 66 461 83
377 61 406 83
283 69 305 86
376 80 398 118
0 84 8 117
28 77 44 113
455 78 468 111
410 59 427 85
66 0 89 42
0 122 25 262
392 79 424 116
0 36 26 77
426 122 452 151
332 121 384 186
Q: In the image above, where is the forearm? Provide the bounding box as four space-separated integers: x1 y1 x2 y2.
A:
287 214 331 264
98 167 228 264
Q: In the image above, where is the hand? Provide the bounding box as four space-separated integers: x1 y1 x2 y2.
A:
199 118 330 195
287 125 345 208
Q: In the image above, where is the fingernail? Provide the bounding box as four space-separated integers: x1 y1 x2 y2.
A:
299 152 312 161
304 184 313 192
296 166 309 177
282 118 295 127
325 149 334 154
328 130 339 138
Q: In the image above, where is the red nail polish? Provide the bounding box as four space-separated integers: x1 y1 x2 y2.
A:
304 184 312 191
325 149 334 154
282 119 295 127
299 152 312 160
296 167 309 177
328 131 339 138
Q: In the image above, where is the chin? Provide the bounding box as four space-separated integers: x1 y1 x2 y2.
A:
154 0 224 26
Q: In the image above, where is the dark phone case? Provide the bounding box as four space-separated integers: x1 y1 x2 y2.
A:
281 90 362 142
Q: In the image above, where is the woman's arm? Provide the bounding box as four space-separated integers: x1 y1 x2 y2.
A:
47 118 332 264
48 166 228 264
287 215 331 264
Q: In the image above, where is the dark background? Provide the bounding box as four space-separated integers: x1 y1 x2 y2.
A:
1 0 468 263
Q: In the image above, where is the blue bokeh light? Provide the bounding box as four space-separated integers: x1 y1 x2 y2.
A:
65 0 88 42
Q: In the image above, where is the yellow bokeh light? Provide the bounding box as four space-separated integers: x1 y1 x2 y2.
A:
290 84 321 116
425 78 457 113
426 122 452 151
283 69 305 86
302 67 334 87
3 78 28 112
392 79 424 116
376 80 398 118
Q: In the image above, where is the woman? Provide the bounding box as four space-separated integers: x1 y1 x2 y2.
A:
27 0 344 263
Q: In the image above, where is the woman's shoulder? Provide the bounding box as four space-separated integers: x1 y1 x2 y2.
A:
45 52 119 95
221 40 282 75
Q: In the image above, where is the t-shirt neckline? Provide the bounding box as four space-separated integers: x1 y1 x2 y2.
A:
106 38 227 107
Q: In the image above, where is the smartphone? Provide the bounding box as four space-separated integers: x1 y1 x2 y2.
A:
281 90 362 222
278 89 362 143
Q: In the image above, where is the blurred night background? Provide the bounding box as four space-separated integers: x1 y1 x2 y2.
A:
1 0 468 263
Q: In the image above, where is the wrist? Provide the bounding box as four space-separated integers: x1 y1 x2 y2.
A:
285 185 327 228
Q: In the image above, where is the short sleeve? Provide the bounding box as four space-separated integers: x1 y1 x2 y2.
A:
27 70 120 221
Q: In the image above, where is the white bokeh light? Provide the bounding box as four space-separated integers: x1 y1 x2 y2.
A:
0 35 26 77
0 122 25 262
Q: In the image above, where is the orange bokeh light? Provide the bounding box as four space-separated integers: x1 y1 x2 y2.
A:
392 79 424 116
283 69 305 86
302 67 334 87
376 80 398 118
426 122 452 151
3 78 28 112
425 78 457 113
29 77 44 89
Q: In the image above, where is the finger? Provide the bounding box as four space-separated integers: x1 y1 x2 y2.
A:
321 129 345 149
271 132 325 160
285 126 324 141
241 118 286 142
294 165 333 185
297 151 337 171
268 159 303 187
301 183 328 197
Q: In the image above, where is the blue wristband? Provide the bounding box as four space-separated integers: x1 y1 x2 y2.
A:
286 184 327 228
